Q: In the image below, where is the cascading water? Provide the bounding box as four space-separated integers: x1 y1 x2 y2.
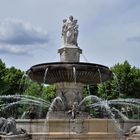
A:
44 68 48 83
113 73 121 97
73 66 76 84
0 95 50 119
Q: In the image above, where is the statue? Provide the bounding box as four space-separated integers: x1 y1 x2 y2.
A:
0 117 26 135
68 102 79 119
62 16 79 46
125 126 140 140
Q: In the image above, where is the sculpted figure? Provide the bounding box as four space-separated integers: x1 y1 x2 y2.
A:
73 19 79 46
62 16 79 46
0 117 26 135
68 102 79 119
125 126 140 140
62 19 67 45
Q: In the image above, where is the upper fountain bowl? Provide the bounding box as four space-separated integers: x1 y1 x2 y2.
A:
26 62 112 85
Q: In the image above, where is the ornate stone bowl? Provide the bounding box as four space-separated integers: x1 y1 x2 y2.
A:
26 62 112 85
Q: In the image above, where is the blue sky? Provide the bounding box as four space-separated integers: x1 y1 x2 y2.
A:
0 0 140 71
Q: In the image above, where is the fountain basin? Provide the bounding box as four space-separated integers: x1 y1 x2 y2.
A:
27 62 112 84
0 134 29 140
16 119 121 140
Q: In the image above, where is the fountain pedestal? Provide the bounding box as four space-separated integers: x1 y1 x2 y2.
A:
56 82 84 109
58 45 82 62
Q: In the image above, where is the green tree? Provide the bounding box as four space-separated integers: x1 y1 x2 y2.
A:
98 61 140 99
0 59 7 94
23 80 56 102
42 85 56 102
23 81 43 97
3 67 24 95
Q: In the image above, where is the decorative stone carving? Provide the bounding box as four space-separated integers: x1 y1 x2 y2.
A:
0 117 26 136
67 102 79 119
62 16 79 46
126 126 140 140
56 83 84 110
58 46 82 62
71 119 87 133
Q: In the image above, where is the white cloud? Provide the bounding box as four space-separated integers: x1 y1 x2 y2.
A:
0 45 28 55
0 19 48 45
0 19 49 55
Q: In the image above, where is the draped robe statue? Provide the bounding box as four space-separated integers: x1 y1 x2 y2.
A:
62 16 79 46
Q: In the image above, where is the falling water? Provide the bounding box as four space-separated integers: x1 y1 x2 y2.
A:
18 72 27 91
78 93 140 136
113 73 121 97
81 54 89 62
89 100 125 135
0 95 50 106
0 95 51 119
97 68 102 83
46 96 65 120
44 68 48 83
73 67 76 84
78 95 101 108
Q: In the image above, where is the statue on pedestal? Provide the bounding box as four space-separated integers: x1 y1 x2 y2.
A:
62 16 79 46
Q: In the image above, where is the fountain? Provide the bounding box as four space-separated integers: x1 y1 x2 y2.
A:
24 15 124 140
1 16 140 140
27 16 112 119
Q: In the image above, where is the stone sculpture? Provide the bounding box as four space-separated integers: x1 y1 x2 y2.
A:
68 102 79 119
62 16 79 46
125 126 140 140
0 117 26 136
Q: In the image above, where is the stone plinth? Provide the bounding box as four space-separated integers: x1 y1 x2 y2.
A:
120 120 140 133
58 45 82 62
16 119 123 140
0 134 29 140
126 134 140 140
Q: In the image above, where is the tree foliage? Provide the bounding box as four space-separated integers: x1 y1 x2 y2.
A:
97 61 140 99
0 59 24 95
23 80 56 102
0 59 7 94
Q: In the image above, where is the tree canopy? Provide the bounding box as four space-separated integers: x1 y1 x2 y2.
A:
97 60 140 99
0 59 24 95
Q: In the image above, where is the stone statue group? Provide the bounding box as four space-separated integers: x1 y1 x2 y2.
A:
62 16 79 46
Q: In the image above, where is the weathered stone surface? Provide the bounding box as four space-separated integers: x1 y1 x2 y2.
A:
0 117 26 136
126 126 140 140
55 82 84 110
16 119 123 140
27 62 112 85
0 134 29 140
58 46 82 62
0 118 29 140
126 134 140 140
61 16 79 46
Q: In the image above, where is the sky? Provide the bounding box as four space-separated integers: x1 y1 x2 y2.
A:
0 0 140 71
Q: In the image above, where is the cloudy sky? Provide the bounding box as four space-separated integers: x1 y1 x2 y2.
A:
0 0 140 71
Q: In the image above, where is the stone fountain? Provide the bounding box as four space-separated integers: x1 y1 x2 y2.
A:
22 16 125 140
27 16 112 118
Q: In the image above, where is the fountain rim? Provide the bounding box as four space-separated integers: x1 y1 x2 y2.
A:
27 62 111 70
26 62 113 85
